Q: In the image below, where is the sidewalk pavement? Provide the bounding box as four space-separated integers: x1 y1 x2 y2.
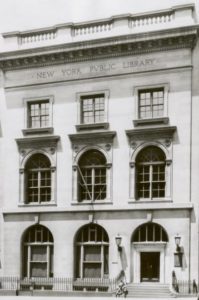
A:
0 297 198 300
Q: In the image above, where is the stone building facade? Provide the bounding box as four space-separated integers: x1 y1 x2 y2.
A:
0 2 198 291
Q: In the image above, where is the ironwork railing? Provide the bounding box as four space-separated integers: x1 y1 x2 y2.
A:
176 280 198 295
172 271 198 295
0 276 117 293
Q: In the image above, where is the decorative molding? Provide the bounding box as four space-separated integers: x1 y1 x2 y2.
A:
16 135 60 151
22 127 54 135
126 126 176 141
133 117 169 127
76 122 109 131
69 131 116 145
0 28 197 70
146 212 153 222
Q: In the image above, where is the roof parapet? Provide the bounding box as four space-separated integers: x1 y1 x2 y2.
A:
1 3 196 52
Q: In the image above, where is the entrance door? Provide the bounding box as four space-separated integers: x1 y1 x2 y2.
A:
140 252 160 282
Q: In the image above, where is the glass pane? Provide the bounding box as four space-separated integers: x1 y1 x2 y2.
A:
30 262 47 277
84 246 101 261
31 246 46 261
29 102 49 128
83 263 101 278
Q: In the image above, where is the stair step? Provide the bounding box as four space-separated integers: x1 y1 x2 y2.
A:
125 284 174 298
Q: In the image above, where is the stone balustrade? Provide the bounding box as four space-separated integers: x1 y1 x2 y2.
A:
131 12 173 28
1 4 195 51
20 30 56 44
73 22 113 36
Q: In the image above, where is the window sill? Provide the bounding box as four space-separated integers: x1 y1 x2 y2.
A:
22 127 54 135
71 200 112 205
128 198 172 203
76 122 109 131
18 202 57 207
133 117 169 127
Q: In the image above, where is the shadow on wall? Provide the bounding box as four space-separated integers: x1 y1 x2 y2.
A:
181 246 187 270
120 246 128 271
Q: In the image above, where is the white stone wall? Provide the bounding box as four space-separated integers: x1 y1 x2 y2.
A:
0 39 197 283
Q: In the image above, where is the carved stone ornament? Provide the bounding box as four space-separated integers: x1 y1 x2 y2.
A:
126 126 176 141
50 147 56 155
0 29 196 71
165 139 171 147
16 135 60 154
166 159 172 166
69 131 116 145
130 162 135 168
50 166 56 172
73 145 79 153
72 165 77 172
20 150 26 157
131 141 137 149
105 144 111 151
106 163 112 169
19 168 24 174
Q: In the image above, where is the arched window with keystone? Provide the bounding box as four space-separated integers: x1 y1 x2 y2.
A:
25 153 51 203
77 149 107 202
136 146 166 200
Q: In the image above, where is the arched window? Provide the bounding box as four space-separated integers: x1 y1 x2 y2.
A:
132 223 168 243
75 224 109 278
78 150 107 202
22 225 54 278
136 146 166 199
25 153 51 203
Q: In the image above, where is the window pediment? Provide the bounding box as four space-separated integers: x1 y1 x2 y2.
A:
126 126 176 142
16 135 60 156
69 131 116 145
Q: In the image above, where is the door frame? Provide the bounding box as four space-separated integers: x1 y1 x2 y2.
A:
132 242 167 283
140 252 160 282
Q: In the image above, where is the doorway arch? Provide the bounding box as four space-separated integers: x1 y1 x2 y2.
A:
131 223 168 283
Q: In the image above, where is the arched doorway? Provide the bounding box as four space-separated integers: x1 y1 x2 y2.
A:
22 224 54 278
131 223 168 283
74 223 109 278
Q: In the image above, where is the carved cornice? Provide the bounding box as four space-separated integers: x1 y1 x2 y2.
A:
16 135 60 150
0 27 197 70
69 131 116 145
126 126 177 140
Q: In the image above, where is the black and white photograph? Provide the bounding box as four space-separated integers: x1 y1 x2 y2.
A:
0 0 198 299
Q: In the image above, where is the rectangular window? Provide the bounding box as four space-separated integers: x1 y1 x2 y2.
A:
81 94 105 124
138 88 164 119
28 101 50 128
23 96 54 135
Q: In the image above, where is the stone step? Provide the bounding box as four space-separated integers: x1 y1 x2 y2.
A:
125 284 174 298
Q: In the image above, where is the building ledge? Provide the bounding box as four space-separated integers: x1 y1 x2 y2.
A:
71 200 113 205
76 122 109 131
133 117 169 127
69 130 116 144
16 135 60 150
22 127 54 135
2 202 193 214
126 125 177 140
18 202 57 207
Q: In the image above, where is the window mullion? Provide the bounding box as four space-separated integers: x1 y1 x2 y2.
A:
101 245 104 278
28 245 31 278
92 168 95 201
150 165 153 199
47 245 50 278
150 92 153 118
39 103 42 127
92 98 95 123
38 171 41 203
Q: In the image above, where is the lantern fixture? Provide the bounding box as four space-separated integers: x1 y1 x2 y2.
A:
115 234 122 252
174 234 181 252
